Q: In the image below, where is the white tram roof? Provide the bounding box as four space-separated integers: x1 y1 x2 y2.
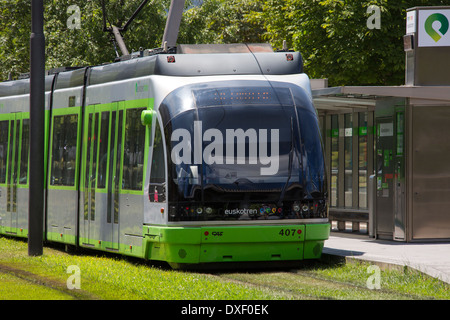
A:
0 43 304 97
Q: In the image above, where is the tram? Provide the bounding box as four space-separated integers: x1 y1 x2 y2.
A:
0 43 329 268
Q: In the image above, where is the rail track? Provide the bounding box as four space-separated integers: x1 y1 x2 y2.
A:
0 262 99 300
211 265 429 300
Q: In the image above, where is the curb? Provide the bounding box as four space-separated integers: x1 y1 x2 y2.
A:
321 252 450 285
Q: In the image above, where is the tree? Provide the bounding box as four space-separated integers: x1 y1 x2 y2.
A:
2 0 450 86
0 0 169 81
0 0 31 80
257 0 450 86
179 0 265 44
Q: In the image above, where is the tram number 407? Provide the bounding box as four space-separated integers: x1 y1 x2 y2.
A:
278 228 302 237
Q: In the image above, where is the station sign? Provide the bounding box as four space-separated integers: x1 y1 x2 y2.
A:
413 9 450 47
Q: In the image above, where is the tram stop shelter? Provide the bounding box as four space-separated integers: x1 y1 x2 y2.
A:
311 6 450 242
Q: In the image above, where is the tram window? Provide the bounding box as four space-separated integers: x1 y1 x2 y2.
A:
123 108 146 190
19 119 29 184
150 121 165 184
0 121 8 184
97 111 110 189
149 121 166 202
50 114 78 186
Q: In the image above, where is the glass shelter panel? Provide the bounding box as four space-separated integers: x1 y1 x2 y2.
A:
358 112 368 208
322 111 373 211
330 115 339 207
344 114 352 207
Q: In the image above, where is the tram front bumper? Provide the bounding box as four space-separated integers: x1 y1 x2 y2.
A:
143 223 330 267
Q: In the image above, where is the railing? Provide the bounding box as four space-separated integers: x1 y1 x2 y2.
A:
328 175 376 236
329 208 369 233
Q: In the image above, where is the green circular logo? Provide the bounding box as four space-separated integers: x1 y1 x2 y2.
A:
425 13 449 42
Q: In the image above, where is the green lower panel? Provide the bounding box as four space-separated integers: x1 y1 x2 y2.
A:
144 223 330 265
78 237 144 258
149 243 201 264
200 242 303 263
305 223 331 241
0 227 28 238
303 223 331 259
1 223 330 265
303 240 325 259
119 242 143 257
47 232 76 245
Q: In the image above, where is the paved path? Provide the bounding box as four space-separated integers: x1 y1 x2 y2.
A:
323 233 450 284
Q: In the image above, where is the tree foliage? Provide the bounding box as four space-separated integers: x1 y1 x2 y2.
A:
179 0 265 44
255 0 450 86
0 0 169 81
1 0 449 85
0 0 31 80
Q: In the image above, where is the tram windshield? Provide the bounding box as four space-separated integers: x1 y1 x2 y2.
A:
159 81 326 221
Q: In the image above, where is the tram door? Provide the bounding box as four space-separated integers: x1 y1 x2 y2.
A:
0 114 29 235
83 102 123 250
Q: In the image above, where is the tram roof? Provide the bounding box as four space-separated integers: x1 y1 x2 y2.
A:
0 43 304 97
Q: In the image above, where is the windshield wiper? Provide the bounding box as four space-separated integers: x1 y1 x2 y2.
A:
277 117 294 207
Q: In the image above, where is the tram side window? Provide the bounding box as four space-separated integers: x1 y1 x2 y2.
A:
0 121 8 183
123 108 146 190
97 112 110 189
50 114 78 186
149 121 165 202
19 119 29 184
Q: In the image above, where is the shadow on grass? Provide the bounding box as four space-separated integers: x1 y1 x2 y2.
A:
174 255 346 275
3 234 345 275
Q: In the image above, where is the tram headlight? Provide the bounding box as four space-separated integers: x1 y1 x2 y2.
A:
302 205 309 212
196 207 203 214
205 207 213 214
293 202 301 212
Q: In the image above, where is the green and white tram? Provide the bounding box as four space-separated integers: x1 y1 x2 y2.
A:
0 44 329 268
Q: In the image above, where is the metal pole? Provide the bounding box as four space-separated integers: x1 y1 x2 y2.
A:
121 0 151 32
28 0 45 256
162 0 186 48
111 25 130 56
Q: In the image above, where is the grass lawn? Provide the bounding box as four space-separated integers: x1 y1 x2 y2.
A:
0 236 449 300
